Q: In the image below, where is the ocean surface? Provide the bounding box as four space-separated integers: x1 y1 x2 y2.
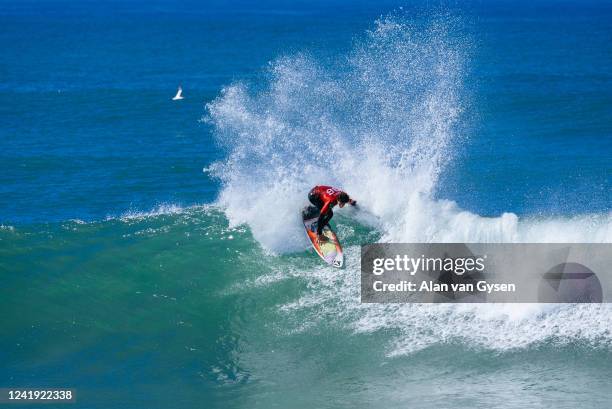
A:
1 1 611 408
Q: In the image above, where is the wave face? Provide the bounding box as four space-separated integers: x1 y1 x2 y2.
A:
2 206 611 408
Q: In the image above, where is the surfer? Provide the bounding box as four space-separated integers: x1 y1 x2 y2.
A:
308 185 356 242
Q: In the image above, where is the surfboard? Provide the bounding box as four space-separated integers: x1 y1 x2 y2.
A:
302 205 343 268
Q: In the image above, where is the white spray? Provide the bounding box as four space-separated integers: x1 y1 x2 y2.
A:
206 13 612 354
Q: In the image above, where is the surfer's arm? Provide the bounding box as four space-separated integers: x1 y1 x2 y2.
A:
319 201 331 216
317 203 333 235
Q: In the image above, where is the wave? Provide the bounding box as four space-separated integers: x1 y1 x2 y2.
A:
203 12 612 356
16 11 603 359
205 14 466 252
113 203 191 221
204 13 612 251
263 246 611 356
103 203 212 222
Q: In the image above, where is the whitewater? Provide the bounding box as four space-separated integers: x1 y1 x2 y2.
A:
199 13 612 361
205 16 611 251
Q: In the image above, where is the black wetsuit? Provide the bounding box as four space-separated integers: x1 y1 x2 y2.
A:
308 186 338 235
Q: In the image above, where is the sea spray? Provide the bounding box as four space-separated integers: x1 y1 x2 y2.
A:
205 14 467 252
206 12 612 250
205 11 612 358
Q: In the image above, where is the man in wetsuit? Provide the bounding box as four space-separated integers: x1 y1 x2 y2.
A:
308 185 357 242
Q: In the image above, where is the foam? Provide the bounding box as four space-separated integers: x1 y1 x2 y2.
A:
206 13 612 354
105 203 214 222
205 13 612 251
206 15 468 253
257 246 612 355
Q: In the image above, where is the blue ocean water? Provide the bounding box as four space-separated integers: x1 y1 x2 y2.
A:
1 1 611 408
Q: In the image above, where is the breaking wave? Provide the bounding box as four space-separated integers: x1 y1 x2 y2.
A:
204 12 612 356
205 14 611 252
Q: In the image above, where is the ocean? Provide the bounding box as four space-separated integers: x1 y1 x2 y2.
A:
1 0 611 408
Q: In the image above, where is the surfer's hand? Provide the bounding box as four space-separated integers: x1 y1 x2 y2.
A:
350 199 357 207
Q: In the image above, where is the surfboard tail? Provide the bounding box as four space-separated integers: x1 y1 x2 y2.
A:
302 210 344 268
